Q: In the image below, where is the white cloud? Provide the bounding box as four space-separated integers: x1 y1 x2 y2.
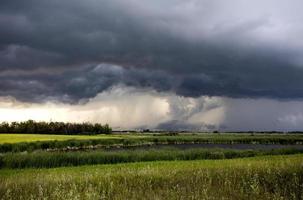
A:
0 86 171 129
1 86 303 131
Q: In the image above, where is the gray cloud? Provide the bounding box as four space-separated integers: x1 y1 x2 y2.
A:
0 64 176 102
1 0 303 102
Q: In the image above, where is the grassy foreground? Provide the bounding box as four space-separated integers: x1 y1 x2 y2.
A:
0 154 302 200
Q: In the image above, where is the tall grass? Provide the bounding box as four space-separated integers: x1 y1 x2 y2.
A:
0 154 302 200
0 148 302 169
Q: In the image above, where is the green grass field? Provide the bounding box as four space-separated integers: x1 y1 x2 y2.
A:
1 154 302 200
1 147 302 169
0 133 146 144
1 133 302 144
0 133 302 199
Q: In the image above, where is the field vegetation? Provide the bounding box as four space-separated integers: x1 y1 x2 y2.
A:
0 133 302 153
0 147 302 169
0 154 302 200
0 133 143 144
0 132 302 199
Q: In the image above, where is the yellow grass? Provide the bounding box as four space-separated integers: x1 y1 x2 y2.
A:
0 134 146 144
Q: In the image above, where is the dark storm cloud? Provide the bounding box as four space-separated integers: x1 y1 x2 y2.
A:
1 0 303 102
0 45 65 70
0 64 177 103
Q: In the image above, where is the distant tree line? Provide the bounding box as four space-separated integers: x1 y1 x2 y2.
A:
0 120 112 135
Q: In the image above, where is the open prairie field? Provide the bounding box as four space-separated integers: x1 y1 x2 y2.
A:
1 133 303 144
0 133 146 144
1 133 302 199
1 154 302 200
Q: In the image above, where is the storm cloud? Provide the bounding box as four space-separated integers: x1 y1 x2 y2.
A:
1 0 303 130
1 0 303 102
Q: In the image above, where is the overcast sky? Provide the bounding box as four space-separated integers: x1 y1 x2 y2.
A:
1 0 303 131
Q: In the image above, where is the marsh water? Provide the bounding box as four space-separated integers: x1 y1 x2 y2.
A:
102 143 303 151
49 143 303 152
